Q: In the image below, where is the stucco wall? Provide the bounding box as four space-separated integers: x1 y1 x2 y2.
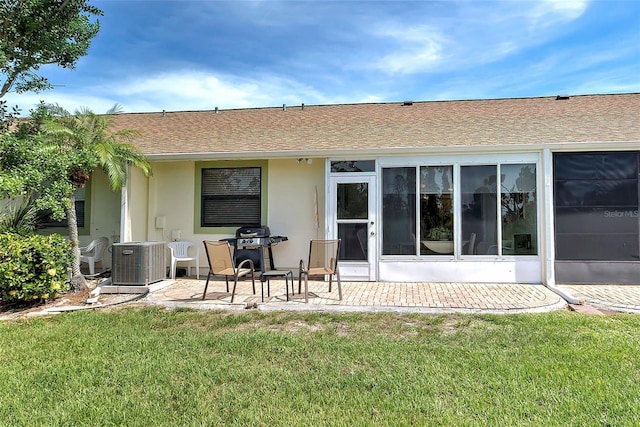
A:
88 169 121 246
133 159 325 275
146 161 195 243
266 159 325 270
82 169 121 268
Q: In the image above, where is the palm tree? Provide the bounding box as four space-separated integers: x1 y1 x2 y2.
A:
47 104 152 290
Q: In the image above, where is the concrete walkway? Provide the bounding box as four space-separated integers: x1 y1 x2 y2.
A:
147 277 569 314
557 284 640 314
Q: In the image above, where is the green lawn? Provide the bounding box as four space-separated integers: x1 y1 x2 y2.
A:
1 307 639 426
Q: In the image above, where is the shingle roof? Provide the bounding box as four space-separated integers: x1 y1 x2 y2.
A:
109 93 640 159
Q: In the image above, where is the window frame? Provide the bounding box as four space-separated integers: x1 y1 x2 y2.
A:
419 165 455 256
377 154 540 260
381 166 417 256
460 163 539 257
194 160 268 234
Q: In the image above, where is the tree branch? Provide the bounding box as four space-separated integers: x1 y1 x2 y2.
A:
0 74 17 98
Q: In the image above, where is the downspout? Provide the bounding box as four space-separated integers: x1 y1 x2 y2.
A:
542 149 581 304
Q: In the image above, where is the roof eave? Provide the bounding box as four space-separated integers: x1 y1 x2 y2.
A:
145 140 640 162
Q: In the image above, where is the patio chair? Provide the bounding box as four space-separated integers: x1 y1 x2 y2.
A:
167 241 200 279
80 237 110 275
202 240 255 303
298 239 342 303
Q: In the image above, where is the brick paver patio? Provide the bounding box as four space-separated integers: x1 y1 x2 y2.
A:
148 277 567 314
557 284 640 313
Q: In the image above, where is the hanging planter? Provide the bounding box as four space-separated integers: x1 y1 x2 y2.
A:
69 169 90 188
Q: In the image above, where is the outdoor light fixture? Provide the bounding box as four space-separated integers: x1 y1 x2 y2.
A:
297 158 313 164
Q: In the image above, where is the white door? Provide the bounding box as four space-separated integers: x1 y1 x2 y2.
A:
329 175 377 281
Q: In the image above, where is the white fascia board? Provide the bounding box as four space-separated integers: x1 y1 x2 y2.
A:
144 140 640 162
543 140 640 152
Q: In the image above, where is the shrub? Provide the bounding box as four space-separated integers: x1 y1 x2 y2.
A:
0 198 46 236
0 233 72 303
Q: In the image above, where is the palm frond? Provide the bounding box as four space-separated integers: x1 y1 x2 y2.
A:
106 103 124 115
44 105 152 191
74 106 94 116
0 197 46 235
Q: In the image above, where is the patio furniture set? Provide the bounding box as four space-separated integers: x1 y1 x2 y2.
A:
80 230 342 304
201 238 342 304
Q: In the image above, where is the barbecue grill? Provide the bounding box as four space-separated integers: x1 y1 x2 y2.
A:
222 225 288 273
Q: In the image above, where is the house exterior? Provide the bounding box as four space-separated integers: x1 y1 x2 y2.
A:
79 93 639 285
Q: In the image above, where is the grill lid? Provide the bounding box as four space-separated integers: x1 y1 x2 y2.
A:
236 225 270 238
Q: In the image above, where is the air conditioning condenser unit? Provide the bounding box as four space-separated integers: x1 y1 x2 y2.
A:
112 241 166 286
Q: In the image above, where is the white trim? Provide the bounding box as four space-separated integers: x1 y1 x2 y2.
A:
542 149 556 287
324 158 330 241
496 164 503 253
378 152 540 167
120 165 131 243
379 259 542 283
146 141 640 162
453 164 462 259
328 173 378 281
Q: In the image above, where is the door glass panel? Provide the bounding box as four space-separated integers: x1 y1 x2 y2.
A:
461 166 498 255
337 183 368 219
382 167 416 255
338 223 368 261
501 164 537 255
420 166 454 255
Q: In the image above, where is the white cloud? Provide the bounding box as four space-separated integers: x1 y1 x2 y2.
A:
538 0 588 21
3 91 121 115
4 69 382 114
109 70 341 111
363 1 592 76
370 25 446 75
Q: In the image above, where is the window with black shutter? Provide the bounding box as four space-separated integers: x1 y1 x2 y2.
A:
201 167 262 227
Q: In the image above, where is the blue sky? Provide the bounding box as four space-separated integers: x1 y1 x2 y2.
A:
6 0 640 114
